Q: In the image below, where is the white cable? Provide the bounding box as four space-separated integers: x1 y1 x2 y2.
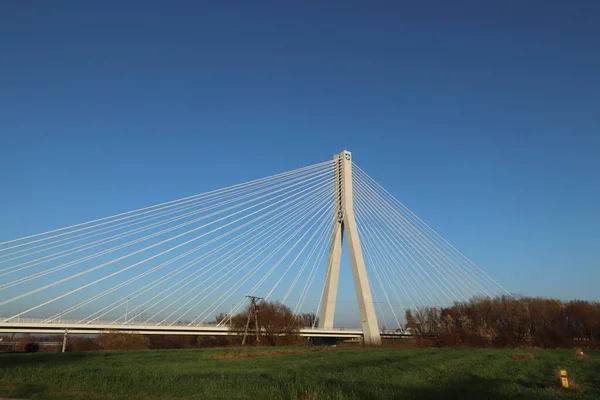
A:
120 186 332 324
264 208 332 300
354 178 468 302
354 189 440 308
54 186 327 323
372 290 390 331
233 203 333 309
353 177 462 303
354 174 492 300
191 200 333 325
163 194 332 325
0 166 331 276
301 219 339 327
356 190 448 308
97 185 332 325
0 163 331 270
353 170 491 295
355 210 403 328
353 164 510 296
1 175 333 319
355 202 429 322
0 160 333 250
282 224 329 307
0 170 332 290
293 227 330 316
355 201 413 315
193 201 333 325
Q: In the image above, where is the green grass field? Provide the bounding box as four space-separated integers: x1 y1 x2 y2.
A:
1 347 599 399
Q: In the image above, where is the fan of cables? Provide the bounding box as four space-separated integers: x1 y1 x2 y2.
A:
0 157 509 330
353 163 510 330
1 160 335 326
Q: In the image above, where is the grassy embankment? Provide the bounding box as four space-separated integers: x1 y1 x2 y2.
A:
1 347 599 399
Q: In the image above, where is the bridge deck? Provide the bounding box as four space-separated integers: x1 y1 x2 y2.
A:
0 320 362 338
0 319 409 338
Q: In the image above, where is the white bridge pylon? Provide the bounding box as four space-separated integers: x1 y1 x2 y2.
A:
0 150 510 343
319 151 381 345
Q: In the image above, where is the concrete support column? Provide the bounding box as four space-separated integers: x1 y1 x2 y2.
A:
62 329 68 353
318 151 381 345
319 155 343 329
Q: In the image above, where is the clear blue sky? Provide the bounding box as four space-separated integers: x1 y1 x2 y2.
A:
1 0 599 308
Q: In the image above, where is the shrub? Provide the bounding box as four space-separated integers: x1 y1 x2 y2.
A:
405 296 600 348
69 337 101 352
228 301 305 346
24 342 40 353
97 331 150 350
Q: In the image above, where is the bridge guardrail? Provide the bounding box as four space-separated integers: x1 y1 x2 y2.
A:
1 317 361 332
0 317 217 327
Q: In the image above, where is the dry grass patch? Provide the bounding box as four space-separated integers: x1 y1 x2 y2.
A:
298 391 318 400
209 347 336 359
209 350 304 359
511 353 535 360
575 349 589 358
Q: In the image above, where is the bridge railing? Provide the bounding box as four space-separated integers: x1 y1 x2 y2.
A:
0 317 218 327
1 317 365 333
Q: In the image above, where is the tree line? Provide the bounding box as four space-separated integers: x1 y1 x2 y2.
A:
4 296 599 352
406 296 600 348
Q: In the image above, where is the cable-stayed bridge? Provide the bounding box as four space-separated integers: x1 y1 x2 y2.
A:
0 151 508 345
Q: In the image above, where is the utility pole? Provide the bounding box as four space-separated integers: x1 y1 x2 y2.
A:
241 296 263 346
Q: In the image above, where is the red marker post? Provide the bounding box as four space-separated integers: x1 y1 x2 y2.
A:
560 370 569 388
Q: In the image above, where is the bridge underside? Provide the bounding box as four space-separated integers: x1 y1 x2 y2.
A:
0 321 412 340
0 322 362 338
